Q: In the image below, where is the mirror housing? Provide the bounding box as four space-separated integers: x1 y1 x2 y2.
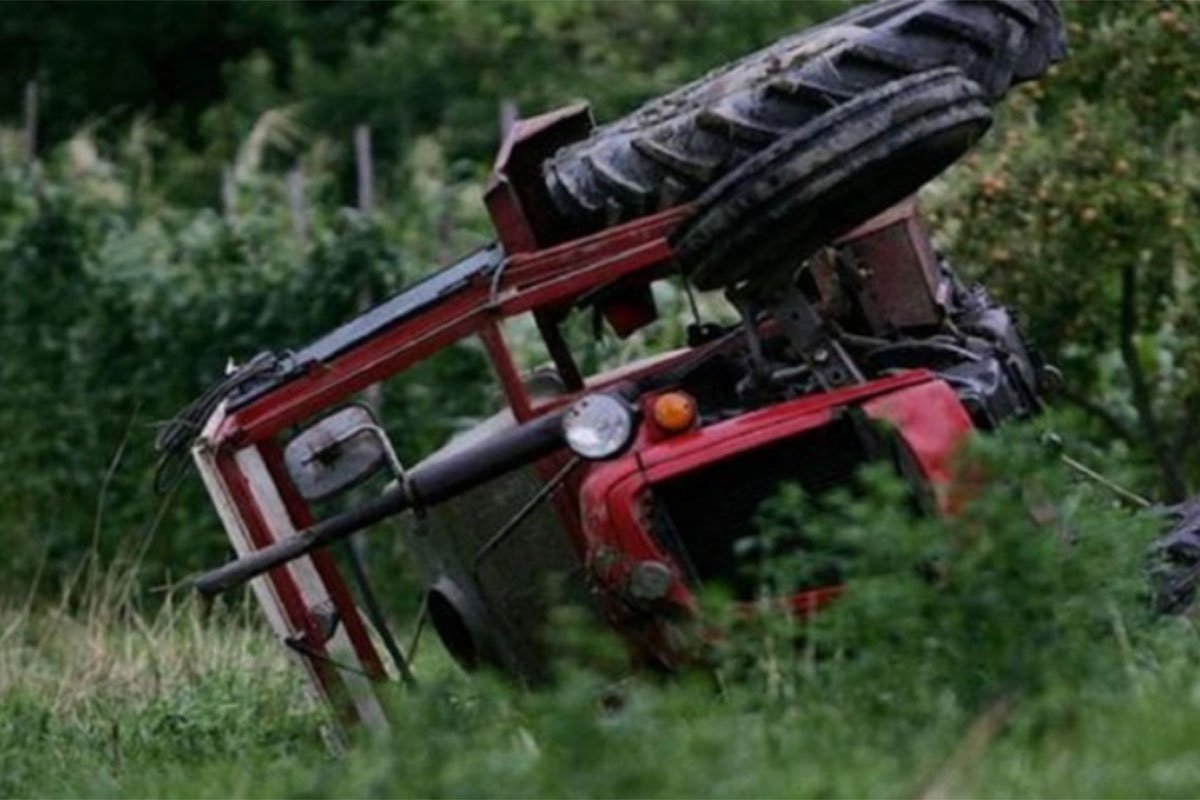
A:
600 284 658 339
284 404 394 501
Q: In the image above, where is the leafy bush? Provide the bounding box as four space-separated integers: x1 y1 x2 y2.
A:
6 425 1198 798
741 425 1155 706
930 4 1200 500
0 146 495 592
0 1 851 598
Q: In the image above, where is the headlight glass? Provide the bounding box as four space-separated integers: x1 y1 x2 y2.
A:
563 394 635 459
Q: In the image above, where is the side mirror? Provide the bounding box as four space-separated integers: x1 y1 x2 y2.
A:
284 404 400 502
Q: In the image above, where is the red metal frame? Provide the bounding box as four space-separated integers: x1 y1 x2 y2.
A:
258 441 389 680
213 448 350 714
216 205 690 448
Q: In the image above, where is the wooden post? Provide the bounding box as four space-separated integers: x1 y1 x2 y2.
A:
353 124 383 414
286 165 308 240
221 164 237 219
499 99 519 140
354 124 374 215
23 80 38 161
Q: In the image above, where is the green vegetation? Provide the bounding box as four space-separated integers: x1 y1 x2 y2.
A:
931 4 1200 499
0 0 1191 590
0 0 841 591
3 430 1198 798
1 2 1198 797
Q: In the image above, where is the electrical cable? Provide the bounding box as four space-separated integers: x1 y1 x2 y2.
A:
152 352 282 494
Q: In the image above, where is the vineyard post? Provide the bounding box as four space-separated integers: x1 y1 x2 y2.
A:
354 124 383 415
287 164 308 240
23 80 38 161
354 124 374 214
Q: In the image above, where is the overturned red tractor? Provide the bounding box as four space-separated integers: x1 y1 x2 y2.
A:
167 0 1077 730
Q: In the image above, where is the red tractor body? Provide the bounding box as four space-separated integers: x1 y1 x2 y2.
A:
573 370 971 662
165 0 1082 738
186 108 1013 732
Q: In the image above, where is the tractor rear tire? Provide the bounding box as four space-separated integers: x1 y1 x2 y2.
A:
543 0 1064 230
672 67 991 290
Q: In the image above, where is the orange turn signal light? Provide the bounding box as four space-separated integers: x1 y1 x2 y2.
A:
652 391 698 434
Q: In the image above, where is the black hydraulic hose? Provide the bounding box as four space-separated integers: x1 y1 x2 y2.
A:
194 404 573 597
154 352 283 494
341 538 417 686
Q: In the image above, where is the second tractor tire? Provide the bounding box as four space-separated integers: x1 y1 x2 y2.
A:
542 0 1063 231
671 67 992 291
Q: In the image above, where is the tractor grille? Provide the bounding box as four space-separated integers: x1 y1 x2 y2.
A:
651 416 871 596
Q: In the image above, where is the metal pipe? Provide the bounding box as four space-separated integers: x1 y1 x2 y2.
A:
1060 454 1152 509
194 406 570 597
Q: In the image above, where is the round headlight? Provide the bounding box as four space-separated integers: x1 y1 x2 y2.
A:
563 394 635 460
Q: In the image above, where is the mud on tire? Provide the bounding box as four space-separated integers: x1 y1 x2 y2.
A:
543 0 1064 230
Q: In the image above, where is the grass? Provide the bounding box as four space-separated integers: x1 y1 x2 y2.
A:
3 427 1200 798
0 578 321 798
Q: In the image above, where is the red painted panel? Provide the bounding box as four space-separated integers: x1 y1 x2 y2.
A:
637 370 933 475
862 380 975 513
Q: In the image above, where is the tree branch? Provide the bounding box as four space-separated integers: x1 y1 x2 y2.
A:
1171 394 1200 466
1119 262 1186 500
1056 384 1137 443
